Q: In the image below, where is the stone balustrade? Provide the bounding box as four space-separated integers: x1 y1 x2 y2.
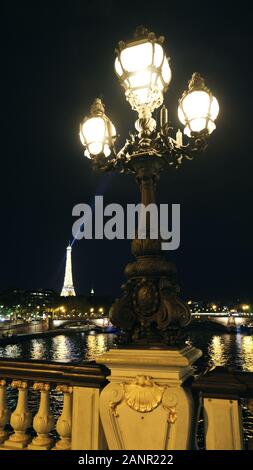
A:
0 359 109 450
0 358 252 450
192 367 253 450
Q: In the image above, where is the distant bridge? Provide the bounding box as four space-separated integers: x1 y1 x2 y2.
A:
191 312 253 327
53 312 253 330
53 318 110 329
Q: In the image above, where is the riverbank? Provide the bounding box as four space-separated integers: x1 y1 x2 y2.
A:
0 325 112 346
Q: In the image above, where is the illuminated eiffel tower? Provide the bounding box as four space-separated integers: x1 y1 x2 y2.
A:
61 244 76 297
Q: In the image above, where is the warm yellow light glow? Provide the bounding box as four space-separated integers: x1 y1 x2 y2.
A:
30 339 46 360
178 74 219 137
242 304 250 311
208 336 227 367
4 344 22 359
80 99 116 158
52 335 71 361
99 307 104 313
128 70 151 88
187 300 192 305
120 42 153 72
241 336 253 372
86 334 107 361
115 57 123 76
90 308 94 313
161 59 171 84
212 304 217 311
80 116 116 158
154 43 164 68
115 33 171 116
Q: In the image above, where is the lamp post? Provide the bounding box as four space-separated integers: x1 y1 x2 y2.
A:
79 26 219 348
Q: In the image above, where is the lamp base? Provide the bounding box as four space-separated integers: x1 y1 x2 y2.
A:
110 245 191 347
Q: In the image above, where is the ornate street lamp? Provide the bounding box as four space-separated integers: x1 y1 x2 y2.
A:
178 72 219 137
114 26 171 119
79 26 219 347
79 98 116 158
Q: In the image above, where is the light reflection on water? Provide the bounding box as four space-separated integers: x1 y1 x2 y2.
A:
86 334 110 361
2 344 22 359
51 335 74 362
30 338 47 360
0 333 116 363
240 336 253 372
0 331 253 372
208 335 230 367
186 331 253 372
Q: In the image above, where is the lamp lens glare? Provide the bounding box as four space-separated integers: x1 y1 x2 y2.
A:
129 70 151 88
208 120 216 134
154 43 164 67
189 117 207 132
178 107 186 125
115 57 123 77
131 88 149 105
115 36 172 115
161 58 172 84
179 88 219 136
88 142 103 155
82 117 106 145
182 91 210 121
81 115 116 157
120 42 153 72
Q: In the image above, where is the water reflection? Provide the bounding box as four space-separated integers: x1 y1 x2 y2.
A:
208 335 228 367
0 332 115 363
0 331 253 372
241 336 253 372
30 339 47 360
86 334 111 360
2 344 22 359
51 335 74 362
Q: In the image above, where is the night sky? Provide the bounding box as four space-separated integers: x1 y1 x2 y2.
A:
1 1 252 302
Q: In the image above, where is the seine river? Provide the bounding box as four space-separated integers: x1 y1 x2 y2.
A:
0 328 253 371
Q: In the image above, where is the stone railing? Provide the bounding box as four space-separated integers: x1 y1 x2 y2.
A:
1 358 253 451
192 366 253 450
0 359 109 450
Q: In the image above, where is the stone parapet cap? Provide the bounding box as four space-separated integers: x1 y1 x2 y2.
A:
0 359 109 388
96 346 202 369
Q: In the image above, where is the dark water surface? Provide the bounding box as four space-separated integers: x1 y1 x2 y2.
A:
0 329 252 372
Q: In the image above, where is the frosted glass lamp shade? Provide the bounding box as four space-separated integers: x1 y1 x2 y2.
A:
178 73 219 137
115 28 171 117
79 99 116 158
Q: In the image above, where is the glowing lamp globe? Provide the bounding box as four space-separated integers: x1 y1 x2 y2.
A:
115 26 172 118
178 73 219 137
80 99 116 158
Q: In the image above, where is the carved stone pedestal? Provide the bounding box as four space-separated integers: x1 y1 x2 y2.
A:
97 346 201 450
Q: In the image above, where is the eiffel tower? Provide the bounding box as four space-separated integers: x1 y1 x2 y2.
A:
61 244 76 297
